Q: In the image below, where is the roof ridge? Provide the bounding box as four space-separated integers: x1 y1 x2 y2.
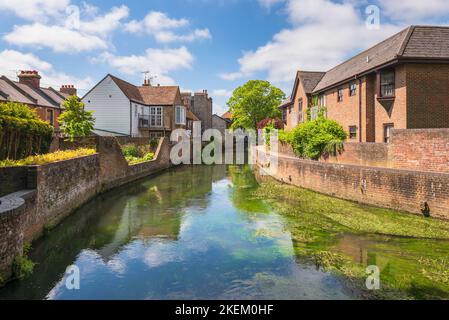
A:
1 76 38 104
28 84 60 108
321 26 411 75
397 26 416 57
48 87 68 101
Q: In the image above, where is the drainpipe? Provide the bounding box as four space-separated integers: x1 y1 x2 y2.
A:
130 101 132 137
358 76 363 143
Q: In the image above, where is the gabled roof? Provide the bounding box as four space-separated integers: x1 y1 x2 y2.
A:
187 109 199 121
298 71 326 94
138 86 180 105
93 74 181 106
313 26 449 93
0 75 67 109
109 74 145 104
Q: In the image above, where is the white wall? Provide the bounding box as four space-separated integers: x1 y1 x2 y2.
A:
83 76 131 136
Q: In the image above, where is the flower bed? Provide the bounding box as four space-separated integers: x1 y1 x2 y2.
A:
0 148 96 167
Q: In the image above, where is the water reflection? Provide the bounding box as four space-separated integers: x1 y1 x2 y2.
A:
0 165 352 300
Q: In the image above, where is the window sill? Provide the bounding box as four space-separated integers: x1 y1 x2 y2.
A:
377 95 395 101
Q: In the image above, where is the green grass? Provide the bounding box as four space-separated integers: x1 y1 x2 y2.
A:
0 148 96 167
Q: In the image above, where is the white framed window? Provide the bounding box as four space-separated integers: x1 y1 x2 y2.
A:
175 106 186 125
150 106 163 127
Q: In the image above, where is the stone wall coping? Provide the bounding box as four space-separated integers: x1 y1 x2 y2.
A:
275 150 449 177
0 190 36 216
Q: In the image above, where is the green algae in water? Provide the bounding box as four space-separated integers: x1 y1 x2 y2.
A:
1 165 449 300
253 178 449 299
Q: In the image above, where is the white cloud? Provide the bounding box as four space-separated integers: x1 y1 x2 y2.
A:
125 11 212 43
378 0 449 22
4 23 108 53
212 89 233 97
0 0 69 22
95 47 194 85
3 5 129 53
0 49 93 91
78 5 130 36
222 0 401 83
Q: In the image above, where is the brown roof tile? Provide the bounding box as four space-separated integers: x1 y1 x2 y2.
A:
138 86 180 105
401 26 449 58
298 71 325 94
313 27 411 92
109 75 145 104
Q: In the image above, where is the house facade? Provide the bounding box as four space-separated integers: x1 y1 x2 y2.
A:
0 70 74 130
82 75 188 138
181 90 213 132
212 114 232 135
281 26 449 143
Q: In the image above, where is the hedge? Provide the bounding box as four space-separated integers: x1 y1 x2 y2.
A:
0 114 54 160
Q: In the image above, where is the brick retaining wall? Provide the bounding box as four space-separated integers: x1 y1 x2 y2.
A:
0 137 171 282
258 148 449 220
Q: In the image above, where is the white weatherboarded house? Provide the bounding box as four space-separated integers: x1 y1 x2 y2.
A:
82 74 187 138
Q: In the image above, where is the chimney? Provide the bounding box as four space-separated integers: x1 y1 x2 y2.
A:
18 70 41 89
60 85 77 96
142 79 151 87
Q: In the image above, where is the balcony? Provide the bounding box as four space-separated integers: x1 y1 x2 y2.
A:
138 115 169 130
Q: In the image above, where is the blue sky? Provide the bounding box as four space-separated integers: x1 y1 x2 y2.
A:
0 0 448 115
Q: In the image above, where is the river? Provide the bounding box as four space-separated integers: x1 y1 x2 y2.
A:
1 165 448 300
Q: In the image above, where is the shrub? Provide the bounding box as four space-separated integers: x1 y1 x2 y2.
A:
0 102 54 160
287 117 347 160
122 145 140 158
12 243 35 280
149 138 160 150
0 148 96 167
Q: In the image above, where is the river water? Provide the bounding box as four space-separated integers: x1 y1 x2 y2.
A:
1 165 448 300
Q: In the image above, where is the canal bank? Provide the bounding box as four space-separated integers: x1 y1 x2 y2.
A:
0 137 172 283
1 165 449 299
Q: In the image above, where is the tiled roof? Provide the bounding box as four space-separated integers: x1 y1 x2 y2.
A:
108 74 181 106
222 111 232 120
401 26 449 58
138 86 179 105
313 26 449 92
109 75 145 104
298 71 326 94
187 109 199 121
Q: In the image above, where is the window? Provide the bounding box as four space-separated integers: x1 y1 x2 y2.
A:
337 88 344 102
175 106 186 125
150 132 164 140
282 108 287 122
319 94 326 107
349 126 357 140
46 109 54 126
349 83 357 96
298 99 303 123
380 70 395 98
150 106 163 127
310 106 319 120
383 123 394 143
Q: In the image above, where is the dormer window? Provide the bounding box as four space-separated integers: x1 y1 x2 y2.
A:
379 70 395 98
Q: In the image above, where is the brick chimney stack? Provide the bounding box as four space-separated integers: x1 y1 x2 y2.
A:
18 70 41 89
142 79 151 87
60 85 77 96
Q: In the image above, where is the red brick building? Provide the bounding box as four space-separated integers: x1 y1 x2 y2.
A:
0 70 76 130
281 26 449 143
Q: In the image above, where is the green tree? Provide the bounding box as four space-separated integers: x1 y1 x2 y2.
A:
227 80 285 131
287 116 347 160
58 96 95 141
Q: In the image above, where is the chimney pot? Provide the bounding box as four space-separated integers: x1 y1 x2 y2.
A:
18 70 41 89
60 84 77 96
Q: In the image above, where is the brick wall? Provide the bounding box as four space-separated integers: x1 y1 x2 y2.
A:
0 137 172 283
258 149 449 220
322 142 390 168
390 129 449 173
406 63 449 129
0 167 28 197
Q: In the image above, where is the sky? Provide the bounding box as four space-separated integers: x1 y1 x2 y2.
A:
0 0 449 115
